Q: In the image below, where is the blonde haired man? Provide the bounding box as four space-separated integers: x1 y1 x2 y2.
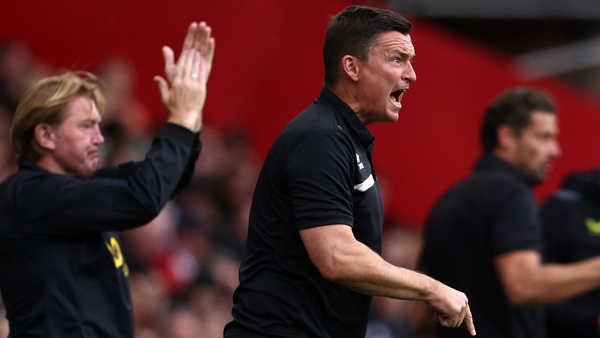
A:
0 22 214 338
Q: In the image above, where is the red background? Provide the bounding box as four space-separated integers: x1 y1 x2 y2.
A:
2 0 600 226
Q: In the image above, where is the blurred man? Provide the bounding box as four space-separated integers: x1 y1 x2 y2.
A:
0 22 214 337
411 88 600 338
224 6 475 338
541 168 600 337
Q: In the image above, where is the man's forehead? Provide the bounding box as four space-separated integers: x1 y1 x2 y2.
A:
530 110 557 123
525 111 558 131
66 96 100 119
399 35 415 56
377 31 415 56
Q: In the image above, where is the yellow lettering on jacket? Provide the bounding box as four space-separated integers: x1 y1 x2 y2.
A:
105 237 129 276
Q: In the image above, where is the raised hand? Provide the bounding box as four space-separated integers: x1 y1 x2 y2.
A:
164 22 215 84
154 22 215 132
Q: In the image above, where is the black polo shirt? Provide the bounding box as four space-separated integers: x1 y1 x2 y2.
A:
419 155 545 338
224 87 384 338
541 170 600 338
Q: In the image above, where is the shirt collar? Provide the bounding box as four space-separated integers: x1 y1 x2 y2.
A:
316 86 375 147
17 157 44 172
474 154 531 186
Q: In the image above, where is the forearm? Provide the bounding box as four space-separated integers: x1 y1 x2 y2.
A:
300 224 474 334
528 260 600 304
328 240 438 301
497 252 600 305
302 224 438 300
27 123 198 234
172 131 201 194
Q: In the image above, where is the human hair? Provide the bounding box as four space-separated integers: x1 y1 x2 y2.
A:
481 87 556 154
323 5 412 87
11 71 105 161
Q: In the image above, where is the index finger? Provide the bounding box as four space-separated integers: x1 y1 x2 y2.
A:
181 22 199 54
464 305 476 336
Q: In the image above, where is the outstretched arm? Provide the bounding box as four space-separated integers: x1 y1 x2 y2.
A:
300 224 476 336
494 250 600 305
154 22 215 132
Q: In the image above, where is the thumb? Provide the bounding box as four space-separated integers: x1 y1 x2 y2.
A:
163 46 175 63
154 76 169 103
435 312 451 327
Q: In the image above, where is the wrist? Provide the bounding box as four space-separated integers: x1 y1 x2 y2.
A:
418 274 438 302
167 112 199 132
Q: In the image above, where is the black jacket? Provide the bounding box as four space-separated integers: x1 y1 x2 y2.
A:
0 123 201 338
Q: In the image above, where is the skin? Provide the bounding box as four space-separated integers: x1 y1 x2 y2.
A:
334 31 416 125
410 110 600 336
35 96 104 178
303 30 476 336
34 21 216 177
493 112 600 306
155 21 215 132
507 111 561 184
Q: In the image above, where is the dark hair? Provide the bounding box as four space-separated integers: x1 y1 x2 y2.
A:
481 87 556 153
323 5 412 87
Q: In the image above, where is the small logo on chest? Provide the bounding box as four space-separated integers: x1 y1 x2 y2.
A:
356 153 364 170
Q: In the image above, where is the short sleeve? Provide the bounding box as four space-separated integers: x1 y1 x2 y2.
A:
489 189 542 255
285 132 355 230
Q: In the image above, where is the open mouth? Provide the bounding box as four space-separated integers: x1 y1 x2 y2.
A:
390 89 406 108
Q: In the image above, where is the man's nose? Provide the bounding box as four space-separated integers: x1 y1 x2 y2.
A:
403 62 416 83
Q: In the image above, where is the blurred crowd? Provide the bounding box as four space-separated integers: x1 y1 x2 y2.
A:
0 40 424 338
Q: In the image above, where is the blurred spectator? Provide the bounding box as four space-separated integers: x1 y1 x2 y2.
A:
0 305 7 338
212 129 259 261
191 125 228 180
0 39 48 182
0 108 16 181
184 279 233 338
95 56 152 166
129 270 170 338
122 202 201 298
367 224 424 338
0 39 50 114
541 168 600 337
164 306 205 338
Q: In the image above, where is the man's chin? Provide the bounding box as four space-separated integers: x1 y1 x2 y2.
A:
526 172 546 186
81 162 99 177
386 110 401 123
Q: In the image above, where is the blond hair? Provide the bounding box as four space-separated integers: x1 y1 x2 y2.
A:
11 72 105 161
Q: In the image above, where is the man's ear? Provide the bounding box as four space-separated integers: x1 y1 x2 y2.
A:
34 124 56 151
497 124 518 153
341 55 359 82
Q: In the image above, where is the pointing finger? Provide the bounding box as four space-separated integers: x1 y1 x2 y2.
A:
464 305 476 336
